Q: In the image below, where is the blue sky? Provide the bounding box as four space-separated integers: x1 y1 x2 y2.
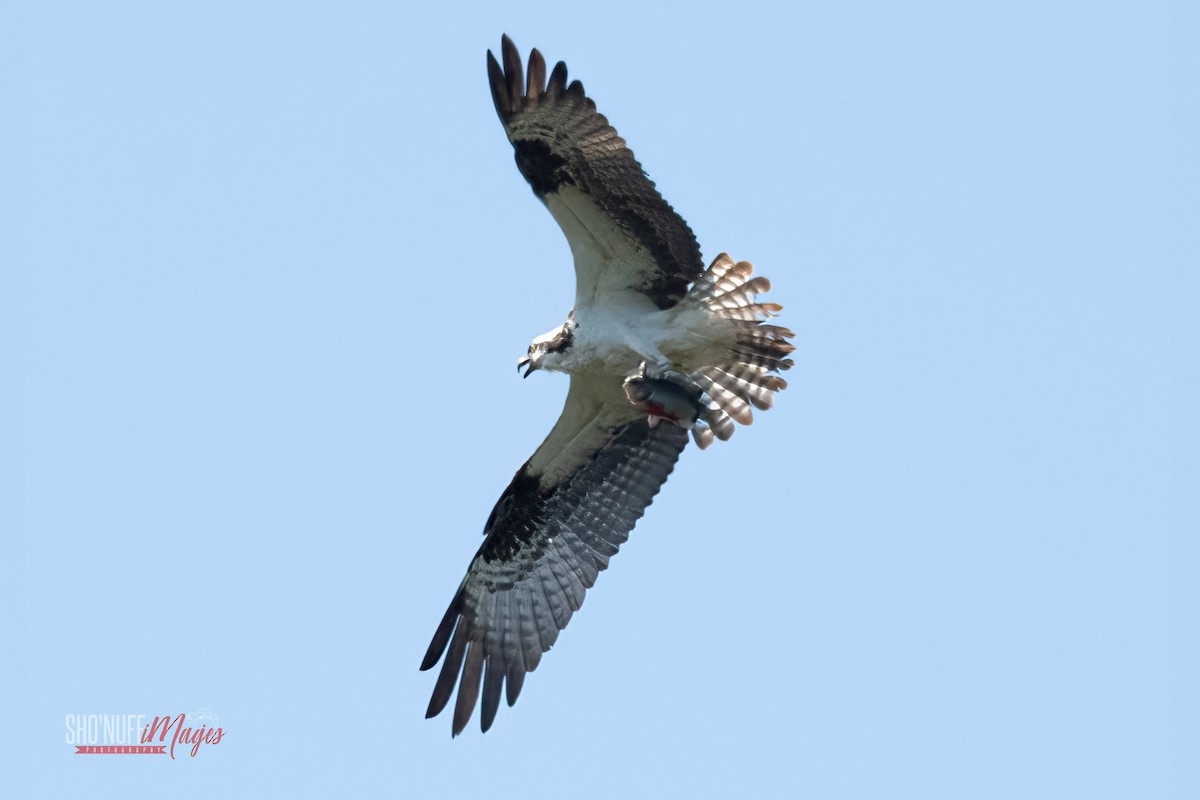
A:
7 1 1191 797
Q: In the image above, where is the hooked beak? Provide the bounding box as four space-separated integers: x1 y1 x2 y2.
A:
517 354 536 378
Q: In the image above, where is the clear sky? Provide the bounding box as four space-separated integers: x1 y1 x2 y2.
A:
6 1 1191 797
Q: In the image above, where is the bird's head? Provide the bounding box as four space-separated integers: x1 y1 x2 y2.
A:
518 319 575 378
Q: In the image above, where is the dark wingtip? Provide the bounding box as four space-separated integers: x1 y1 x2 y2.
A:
526 47 547 105
486 49 509 120
451 642 484 736
490 37 568 123
480 658 504 732
501 35 524 114
546 61 568 100
420 596 461 671
505 666 526 707
424 605 467 721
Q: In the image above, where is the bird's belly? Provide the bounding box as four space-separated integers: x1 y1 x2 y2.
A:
564 302 726 377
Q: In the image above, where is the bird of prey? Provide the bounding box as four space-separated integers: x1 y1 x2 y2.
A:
421 36 794 736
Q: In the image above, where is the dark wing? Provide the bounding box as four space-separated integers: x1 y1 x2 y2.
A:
486 35 704 310
421 379 689 735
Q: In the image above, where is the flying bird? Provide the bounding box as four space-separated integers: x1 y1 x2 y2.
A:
421 36 794 736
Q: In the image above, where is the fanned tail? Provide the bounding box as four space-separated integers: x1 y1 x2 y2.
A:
681 254 794 449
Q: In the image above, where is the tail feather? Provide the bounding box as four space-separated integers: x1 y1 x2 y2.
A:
686 253 742 303
712 303 781 323
712 277 774 310
706 407 736 442
704 366 785 412
680 253 794 445
711 270 754 300
692 371 755 425
692 426 715 450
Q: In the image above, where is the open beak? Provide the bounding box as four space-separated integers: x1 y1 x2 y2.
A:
517 355 535 378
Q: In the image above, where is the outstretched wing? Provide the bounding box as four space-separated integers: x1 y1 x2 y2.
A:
487 35 704 310
421 379 689 735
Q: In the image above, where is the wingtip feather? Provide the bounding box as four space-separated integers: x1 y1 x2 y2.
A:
426 623 468 720
486 50 509 120
506 666 526 707
547 61 568 99
420 597 461 671
527 48 547 103
501 35 524 112
481 656 505 732
452 642 485 736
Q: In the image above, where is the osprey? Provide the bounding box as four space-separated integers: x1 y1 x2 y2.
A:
421 36 794 735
